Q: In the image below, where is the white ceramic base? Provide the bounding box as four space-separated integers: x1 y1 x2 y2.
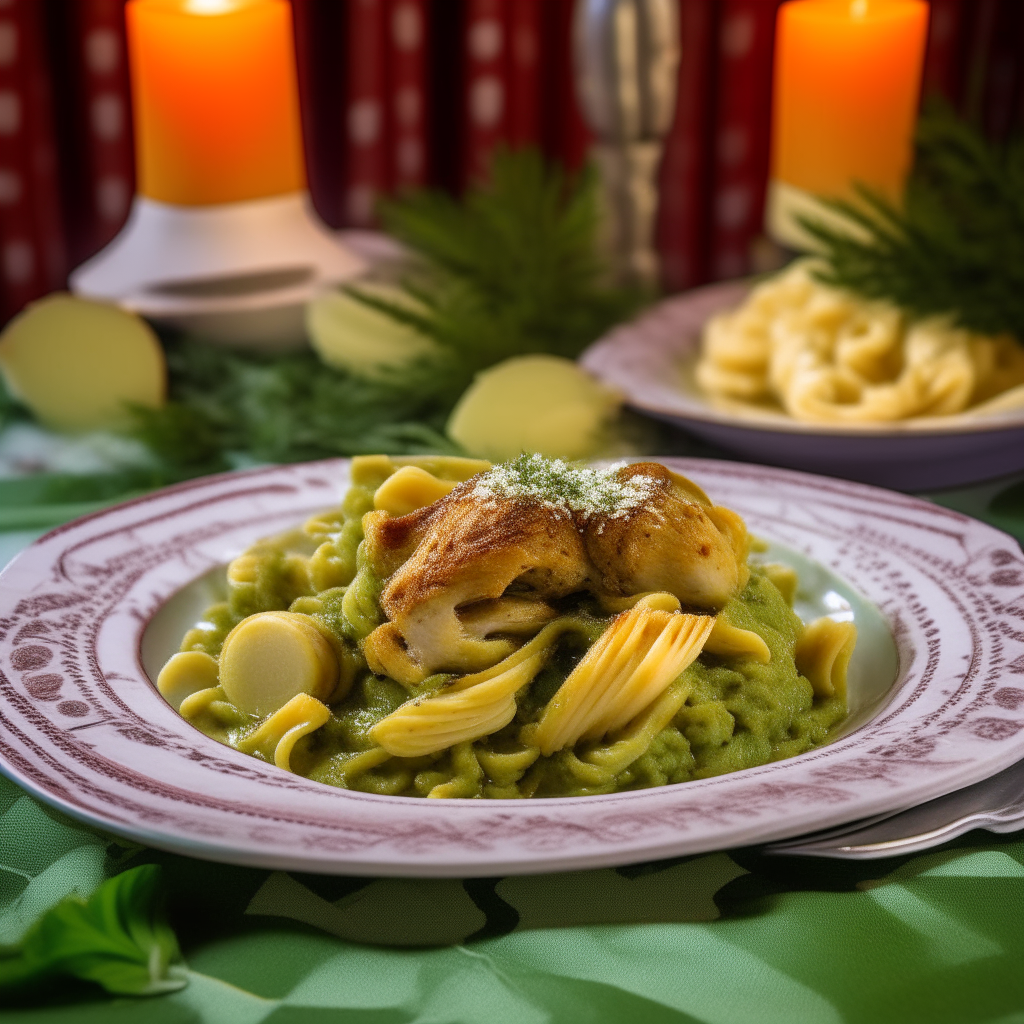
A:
69 193 367 349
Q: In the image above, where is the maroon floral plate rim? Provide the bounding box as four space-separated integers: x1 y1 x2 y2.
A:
0 458 1022 877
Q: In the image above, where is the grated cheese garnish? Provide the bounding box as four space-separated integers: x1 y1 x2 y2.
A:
472 454 658 519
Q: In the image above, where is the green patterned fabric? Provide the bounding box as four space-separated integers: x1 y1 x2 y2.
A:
1 472 1023 1022
1 770 1022 1024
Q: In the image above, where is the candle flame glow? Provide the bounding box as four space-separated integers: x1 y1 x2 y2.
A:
849 0 868 17
183 0 243 14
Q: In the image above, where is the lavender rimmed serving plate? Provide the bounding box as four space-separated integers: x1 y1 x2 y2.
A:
0 458 1022 877
580 281 1024 491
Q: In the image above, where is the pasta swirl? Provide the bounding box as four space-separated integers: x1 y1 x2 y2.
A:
697 261 1024 423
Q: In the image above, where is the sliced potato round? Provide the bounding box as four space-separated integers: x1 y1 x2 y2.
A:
0 293 165 431
306 283 437 378
219 611 338 717
446 355 622 462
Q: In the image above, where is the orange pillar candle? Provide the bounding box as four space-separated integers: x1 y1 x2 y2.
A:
766 0 929 249
126 0 306 206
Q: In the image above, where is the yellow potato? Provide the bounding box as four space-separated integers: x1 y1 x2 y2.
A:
156 650 220 711
306 283 437 378
446 355 622 462
0 293 165 431
219 611 338 717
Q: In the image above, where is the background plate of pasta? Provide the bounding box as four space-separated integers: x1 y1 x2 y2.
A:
581 265 1024 491
0 456 1022 877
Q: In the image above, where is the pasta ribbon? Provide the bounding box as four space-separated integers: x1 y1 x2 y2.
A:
528 599 715 756
178 685 225 722
795 617 857 699
578 675 694 778
760 563 798 606
370 618 587 758
703 618 771 664
373 465 459 516
157 650 219 711
178 685 253 744
475 746 540 787
426 742 484 798
227 544 312 602
236 692 331 772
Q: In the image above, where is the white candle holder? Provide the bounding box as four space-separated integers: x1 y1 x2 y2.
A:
765 179 870 253
69 191 367 350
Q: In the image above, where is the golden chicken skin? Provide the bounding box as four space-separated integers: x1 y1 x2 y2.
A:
582 462 749 607
362 457 749 684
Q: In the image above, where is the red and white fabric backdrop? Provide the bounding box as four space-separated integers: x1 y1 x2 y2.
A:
0 0 1021 323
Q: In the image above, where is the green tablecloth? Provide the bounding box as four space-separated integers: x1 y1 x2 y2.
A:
2 472 1023 1024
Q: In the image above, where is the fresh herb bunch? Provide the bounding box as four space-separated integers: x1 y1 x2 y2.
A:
132 339 457 473
136 149 640 472
369 147 641 378
802 101 1024 340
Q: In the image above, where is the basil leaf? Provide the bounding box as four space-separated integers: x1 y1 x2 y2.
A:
0 865 186 997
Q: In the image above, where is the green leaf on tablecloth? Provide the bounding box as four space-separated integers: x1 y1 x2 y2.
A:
990 478 1024 519
0 865 186 998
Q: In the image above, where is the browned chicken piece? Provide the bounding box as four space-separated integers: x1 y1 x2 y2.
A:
362 461 748 685
363 490 589 683
583 463 749 609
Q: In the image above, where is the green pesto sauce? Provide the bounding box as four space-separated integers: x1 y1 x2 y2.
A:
177 459 848 799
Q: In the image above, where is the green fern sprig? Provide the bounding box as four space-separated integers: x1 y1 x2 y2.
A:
801 101 1024 340
369 148 641 368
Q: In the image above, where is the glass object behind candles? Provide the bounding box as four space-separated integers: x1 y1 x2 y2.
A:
573 0 680 288
70 0 364 349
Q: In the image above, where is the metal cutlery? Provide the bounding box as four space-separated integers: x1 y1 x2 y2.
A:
764 756 1024 859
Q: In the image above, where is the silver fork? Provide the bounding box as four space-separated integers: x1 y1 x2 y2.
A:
764 756 1024 859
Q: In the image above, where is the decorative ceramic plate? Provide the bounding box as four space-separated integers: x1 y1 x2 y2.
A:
580 281 1024 491
1 459 1022 877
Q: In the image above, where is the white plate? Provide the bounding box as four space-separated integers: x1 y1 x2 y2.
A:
0 459 1022 876
580 281 1024 491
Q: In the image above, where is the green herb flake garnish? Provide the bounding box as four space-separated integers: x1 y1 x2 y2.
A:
472 454 657 518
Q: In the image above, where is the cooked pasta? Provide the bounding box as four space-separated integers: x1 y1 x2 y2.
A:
158 454 853 798
696 260 1024 423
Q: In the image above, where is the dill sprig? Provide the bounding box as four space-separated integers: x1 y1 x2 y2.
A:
132 340 457 471
374 148 639 369
801 101 1024 340
134 149 639 472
